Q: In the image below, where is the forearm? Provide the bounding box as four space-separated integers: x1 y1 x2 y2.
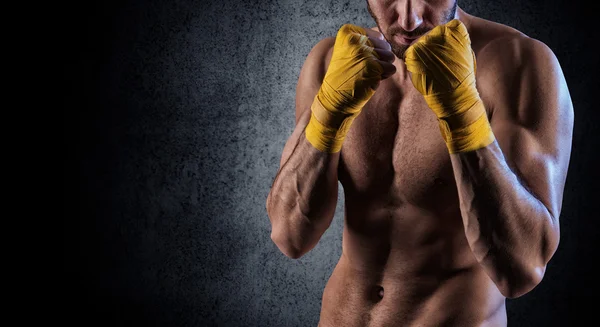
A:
450 140 559 297
267 125 339 258
267 22 391 258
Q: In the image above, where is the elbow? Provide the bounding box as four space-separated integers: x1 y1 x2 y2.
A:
266 192 324 260
267 196 305 259
270 228 306 259
496 218 558 298
267 209 305 259
497 265 546 299
266 195 310 259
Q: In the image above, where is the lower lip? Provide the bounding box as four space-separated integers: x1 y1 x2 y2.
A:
395 35 418 45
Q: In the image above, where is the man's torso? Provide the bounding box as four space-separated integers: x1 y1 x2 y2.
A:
317 13 525 327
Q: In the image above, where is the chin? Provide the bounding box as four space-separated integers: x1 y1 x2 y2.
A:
391 45 408 60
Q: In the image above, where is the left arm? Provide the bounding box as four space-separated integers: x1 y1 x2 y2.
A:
450 37 574 298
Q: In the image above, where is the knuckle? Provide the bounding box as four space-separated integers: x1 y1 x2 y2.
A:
339 23 352 32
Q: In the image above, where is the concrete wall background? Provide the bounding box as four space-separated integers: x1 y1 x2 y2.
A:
65 0 598 325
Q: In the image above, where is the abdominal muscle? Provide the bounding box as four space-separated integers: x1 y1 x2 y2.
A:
317 200 507 327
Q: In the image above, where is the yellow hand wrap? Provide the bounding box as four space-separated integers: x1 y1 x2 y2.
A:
305 24 383 153
404 19 495 153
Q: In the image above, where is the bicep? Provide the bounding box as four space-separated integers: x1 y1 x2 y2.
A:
490 38 574 221
295 37 335 124
277 37 335 168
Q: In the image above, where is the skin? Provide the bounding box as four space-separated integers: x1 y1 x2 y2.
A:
266 1 574 326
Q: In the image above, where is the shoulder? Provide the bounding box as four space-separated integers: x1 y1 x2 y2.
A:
470 16 560 78
478 32 561 99
479 35 558 76
297 36 335 88
470 17 564 116
295 36 336 122
305 36 336 76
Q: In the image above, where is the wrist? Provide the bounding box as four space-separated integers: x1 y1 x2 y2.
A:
437 99 495 153
305 95 359 153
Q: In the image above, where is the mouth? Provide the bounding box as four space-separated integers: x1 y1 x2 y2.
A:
394 34 420 46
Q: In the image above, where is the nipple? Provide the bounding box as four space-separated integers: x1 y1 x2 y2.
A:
377 286 384 299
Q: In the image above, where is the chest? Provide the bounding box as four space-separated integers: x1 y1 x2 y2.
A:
338 79 460 209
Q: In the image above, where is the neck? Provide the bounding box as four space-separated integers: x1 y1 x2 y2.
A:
455 7 472 32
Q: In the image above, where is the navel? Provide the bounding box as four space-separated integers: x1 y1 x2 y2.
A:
434 177 445 186
377 285 384 299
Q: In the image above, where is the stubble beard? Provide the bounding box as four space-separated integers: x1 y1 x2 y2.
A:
366 0 458 59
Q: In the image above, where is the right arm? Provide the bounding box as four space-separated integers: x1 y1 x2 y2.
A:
266 26 396 259
266 37 339 259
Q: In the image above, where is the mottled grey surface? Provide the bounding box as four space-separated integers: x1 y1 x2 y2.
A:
67 0 598 326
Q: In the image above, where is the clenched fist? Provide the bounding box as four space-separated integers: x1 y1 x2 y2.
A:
306 24 396 153
404 19 495 153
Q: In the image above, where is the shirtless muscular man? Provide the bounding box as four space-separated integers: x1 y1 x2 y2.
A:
266 1 573 326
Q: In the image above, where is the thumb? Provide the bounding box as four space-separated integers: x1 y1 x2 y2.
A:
403 45 428 75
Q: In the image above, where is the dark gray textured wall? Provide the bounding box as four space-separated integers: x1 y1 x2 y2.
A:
66 0 598 326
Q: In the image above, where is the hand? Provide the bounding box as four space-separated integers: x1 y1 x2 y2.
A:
403 19 494 153
306 24 396 153
404 19 477 114
319 24 396 118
